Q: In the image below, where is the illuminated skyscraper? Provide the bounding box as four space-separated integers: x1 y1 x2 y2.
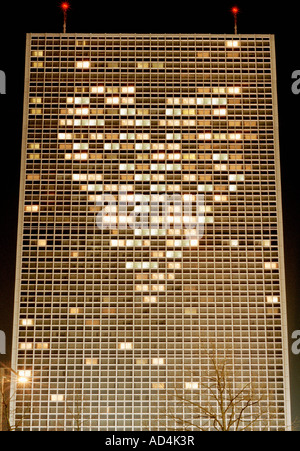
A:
11 34 291 431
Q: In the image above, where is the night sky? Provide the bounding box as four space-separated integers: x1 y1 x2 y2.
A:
0 0 299 429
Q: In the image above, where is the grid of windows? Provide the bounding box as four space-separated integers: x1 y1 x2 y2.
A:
11 34 291 431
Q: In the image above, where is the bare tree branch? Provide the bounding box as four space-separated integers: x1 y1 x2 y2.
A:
156 354 279 431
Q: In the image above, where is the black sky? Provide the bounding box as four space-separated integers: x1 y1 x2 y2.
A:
0 0 299 428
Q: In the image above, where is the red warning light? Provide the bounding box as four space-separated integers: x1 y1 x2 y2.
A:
61 2 70 11
231 6 239 34
61 2 70 33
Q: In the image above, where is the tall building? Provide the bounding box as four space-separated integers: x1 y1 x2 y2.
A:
11 34 291 431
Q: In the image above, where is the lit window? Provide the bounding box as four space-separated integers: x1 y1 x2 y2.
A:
214 164 228 171
85 359 99 365
213 133 227 140
38 240 47 247
120 133 135 140
197 98 227 106
230 240 239 247
32 51 44 57
70 308 82 315
152 285 165 292
29 109 42 115
28 144 40 150
135 285 149 292
32 62 44 68
19 343 33 350
120 108 136 116
185 308 198 315
185 382 199 390
106 97 120 105
76 61 90 69
184 229 198 236
58 133 73 140
151 251 165 258
136 119 150 126
75 108 89 116
213 154 228 161
73 174 85 182
25 205 39 213
81 184 103 192
67 97 90 105
137 133 150 140
137 62 149 69
118 343 133 351
60 119 74 126
136 274 149 280
121 86 135 94
226 40 240 48
266 296 279 304
166 251 182 258
198 185 214 192
119 164 135 171
168 153 181 161
167 98 180 105
36 343 49 350
152 274 166 281
263 240 271 247
111 239 126 247
213 88 226 94
67 153 88 161
198 133 212 140
264 262 279 270
26 174 41 181
143 296 158 304
213 109 227 116
135 174 151 181
183 194 196 202
19 370 31 378
152 153 166 161
51 395 64 402
214 195 228 202
168 262 182 269
152 358 165 366
166 108 181 116
228 87 241 94
135 143 150 151
91 86 104 94
182 108 196 116
167 184 181 192
166 133 181 140
152 383 165 390
74 119 102 126
229 133 242 140
20 319 34 327
229 174 245 182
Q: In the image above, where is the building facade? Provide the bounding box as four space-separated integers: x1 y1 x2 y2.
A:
11 34 291 430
